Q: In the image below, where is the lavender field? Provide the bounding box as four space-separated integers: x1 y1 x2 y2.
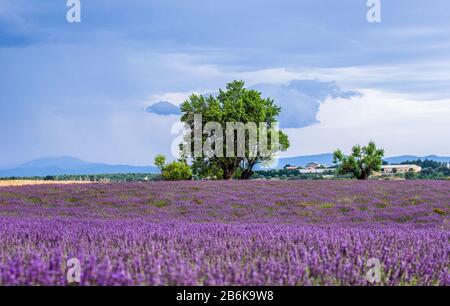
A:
0 180 448 286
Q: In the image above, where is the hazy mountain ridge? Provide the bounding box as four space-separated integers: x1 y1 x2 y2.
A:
1 154 449 177
0 157 158 177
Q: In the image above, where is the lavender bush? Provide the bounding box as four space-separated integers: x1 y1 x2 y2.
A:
0 181 448 285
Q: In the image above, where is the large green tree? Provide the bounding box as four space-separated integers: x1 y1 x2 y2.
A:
180 80 289 179
333 141 384 180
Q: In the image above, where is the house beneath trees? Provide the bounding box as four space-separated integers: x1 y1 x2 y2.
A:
283 162 325 172
378 164 422 175
305 162 323 170
284 166 300 171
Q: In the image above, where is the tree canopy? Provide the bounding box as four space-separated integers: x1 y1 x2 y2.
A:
333 141 384 180
161 161 192 181
154 154 166 172
180 80 289 179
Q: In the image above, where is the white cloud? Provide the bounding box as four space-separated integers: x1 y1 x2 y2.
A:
235 68 305 86
142 66 310 110
284 89 450 157
148 91 202 106
310 60 450 100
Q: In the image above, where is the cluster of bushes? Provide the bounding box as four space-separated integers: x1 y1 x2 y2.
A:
154 155 192 181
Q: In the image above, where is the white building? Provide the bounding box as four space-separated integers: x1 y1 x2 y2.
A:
379 164 422 175
284 166 299 171
299 168 329 174
305 162 323 170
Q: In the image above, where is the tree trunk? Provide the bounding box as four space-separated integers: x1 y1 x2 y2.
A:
223 164 235 180
357 172 369 180
240 165 255 179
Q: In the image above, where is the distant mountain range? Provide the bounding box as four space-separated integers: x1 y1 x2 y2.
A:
0 156 158 178
1 154 449 177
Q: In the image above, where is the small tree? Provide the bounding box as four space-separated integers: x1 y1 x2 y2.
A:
405 169 417 180
333 141 384 180
154 154 166 172
162 161 192 181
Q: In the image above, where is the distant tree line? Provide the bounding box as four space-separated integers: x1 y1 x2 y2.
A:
3 159 448 183
0 173 161 182
400 159 450 179
252 169 338 180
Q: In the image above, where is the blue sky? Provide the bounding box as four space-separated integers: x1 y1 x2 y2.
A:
1 0 450 167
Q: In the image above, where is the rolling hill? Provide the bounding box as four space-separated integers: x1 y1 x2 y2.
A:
0 156 159 178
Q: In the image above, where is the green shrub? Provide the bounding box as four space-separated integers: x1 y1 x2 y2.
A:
162 161 192 181
154 199 169 208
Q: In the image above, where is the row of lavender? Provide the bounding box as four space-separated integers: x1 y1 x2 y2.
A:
1 180 448 224
1 219 448 285
0 181 448 285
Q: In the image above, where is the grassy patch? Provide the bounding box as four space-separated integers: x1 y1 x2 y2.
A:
27 196 43 204
232 203 245 209
0 192 21 199
375 201 388 209
338 207 352 213
192 198 203 205
152 199 170 208
320 202 335 209
295 210 312 217
298 201 314 208
66 197 80 203
266 206 275 214
433 208 447 216
119 194 129 200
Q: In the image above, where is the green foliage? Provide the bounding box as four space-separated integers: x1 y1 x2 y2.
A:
191 158 223 179
320 203 335 209
180 80 289 179
0 173 160 182
154 154 166 171
153 199 170 208
333 141 384 180
253 169 336 180
433 208 447 216
161 161 192 181
402 159 450 180
154 153 191 181
404 169 417 180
